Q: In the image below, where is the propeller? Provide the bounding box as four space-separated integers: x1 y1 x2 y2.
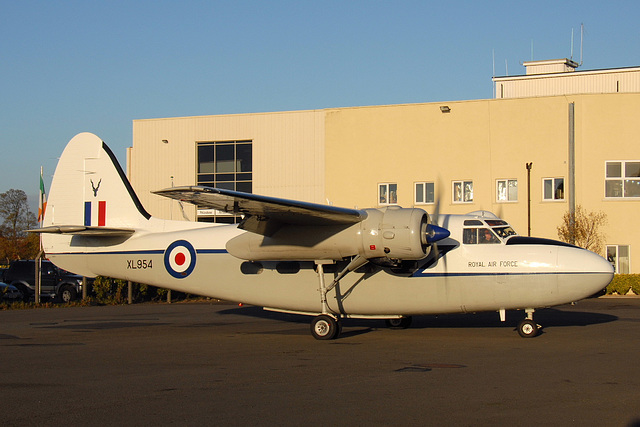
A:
429 178 450 270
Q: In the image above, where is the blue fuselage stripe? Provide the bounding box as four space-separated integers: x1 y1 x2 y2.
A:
47 249 228 256
412 271 607 278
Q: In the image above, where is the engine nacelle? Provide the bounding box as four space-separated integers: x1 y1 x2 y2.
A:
226 206 433 265
358 206 429 263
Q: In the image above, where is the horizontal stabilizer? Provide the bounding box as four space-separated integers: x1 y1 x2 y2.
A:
29 225 135 237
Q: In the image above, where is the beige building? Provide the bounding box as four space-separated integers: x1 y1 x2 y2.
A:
129 60 640 274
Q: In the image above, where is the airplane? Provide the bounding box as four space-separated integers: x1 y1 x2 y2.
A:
32 132 614 340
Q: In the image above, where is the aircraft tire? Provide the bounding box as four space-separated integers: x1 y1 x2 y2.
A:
517 319 539 338
385 316 412 329
310 315 340 340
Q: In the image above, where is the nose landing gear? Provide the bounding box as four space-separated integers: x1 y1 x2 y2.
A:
517 309 541 338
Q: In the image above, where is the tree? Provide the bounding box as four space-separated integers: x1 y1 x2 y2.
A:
0 189 38 262
557 205 607 254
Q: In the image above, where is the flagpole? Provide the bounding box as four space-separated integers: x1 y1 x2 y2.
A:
35 166 46 304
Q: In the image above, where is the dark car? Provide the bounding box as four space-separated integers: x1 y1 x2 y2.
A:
2 260 85 302
0 281 22 301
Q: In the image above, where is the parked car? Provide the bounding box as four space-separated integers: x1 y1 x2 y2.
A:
0 281 22 302
2 260 86 302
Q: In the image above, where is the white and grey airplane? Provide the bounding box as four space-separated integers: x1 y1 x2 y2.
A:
33 133 614 339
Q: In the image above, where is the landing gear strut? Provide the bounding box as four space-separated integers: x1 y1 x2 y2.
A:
517 308 540 338
312 261 342 340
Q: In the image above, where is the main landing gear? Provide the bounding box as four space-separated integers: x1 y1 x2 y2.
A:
516 308 541 338
311 258 367 340
385 316 413 329
310 314 341 340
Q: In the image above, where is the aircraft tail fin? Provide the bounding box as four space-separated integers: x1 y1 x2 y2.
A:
41 133 151 237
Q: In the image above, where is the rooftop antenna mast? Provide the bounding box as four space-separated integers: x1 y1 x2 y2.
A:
571 24 585 66
580 23 584 66
531 39 534 61
571 28 574 60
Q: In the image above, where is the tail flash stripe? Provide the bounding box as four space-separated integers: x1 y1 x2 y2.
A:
101 142 152 220
98 201 106 226
84 201 91 226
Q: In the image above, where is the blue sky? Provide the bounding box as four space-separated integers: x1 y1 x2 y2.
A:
2 0 639 210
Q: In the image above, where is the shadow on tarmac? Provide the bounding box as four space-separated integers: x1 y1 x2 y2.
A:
219 304 618 336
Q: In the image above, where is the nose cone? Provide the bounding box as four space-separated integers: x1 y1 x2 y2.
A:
557 246 614 299
426 224 450 244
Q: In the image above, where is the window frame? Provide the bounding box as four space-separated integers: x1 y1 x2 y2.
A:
606 244 630 274
196 139 252 223
604 160 640 199
542 177 565 201
378 183 398 206
496 178 518 203
414 181 435 205
452 180 473 203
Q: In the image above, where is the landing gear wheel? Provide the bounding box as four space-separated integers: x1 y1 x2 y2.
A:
310 315 340 340
385 316 412 329
517 319 539 338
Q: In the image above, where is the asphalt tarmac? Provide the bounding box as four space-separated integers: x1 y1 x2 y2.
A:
1 297 639 426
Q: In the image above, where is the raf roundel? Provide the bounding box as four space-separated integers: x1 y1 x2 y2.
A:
164 240 197 278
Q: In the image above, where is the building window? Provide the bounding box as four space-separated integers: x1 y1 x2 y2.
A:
379 183 397 205
453 181 473 203
415 182 434 204
543 177 564 201
607 245 630 274
497 179 517 202
197 140 252 222
605 161 640 198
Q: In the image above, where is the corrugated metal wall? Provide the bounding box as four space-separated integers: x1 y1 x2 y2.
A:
495 67 640 99
130 110 325 220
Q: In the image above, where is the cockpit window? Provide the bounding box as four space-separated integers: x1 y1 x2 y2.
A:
463 228 477 244
485 220 508 226
479 228 500 244
463 220 484 226
493 226 517 239
463 228 501 244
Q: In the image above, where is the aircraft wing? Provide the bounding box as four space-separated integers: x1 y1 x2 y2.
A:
153 186 366 236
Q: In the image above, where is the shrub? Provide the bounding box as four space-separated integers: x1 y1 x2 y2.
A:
606 274 640 295
90 277 181 304
92 276 129 304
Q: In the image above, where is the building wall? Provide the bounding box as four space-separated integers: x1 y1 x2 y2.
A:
324 94 640 271
129 93 640 272
577 94 640 257
324 98 566 237
130 110 325 220
494 67 640 99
